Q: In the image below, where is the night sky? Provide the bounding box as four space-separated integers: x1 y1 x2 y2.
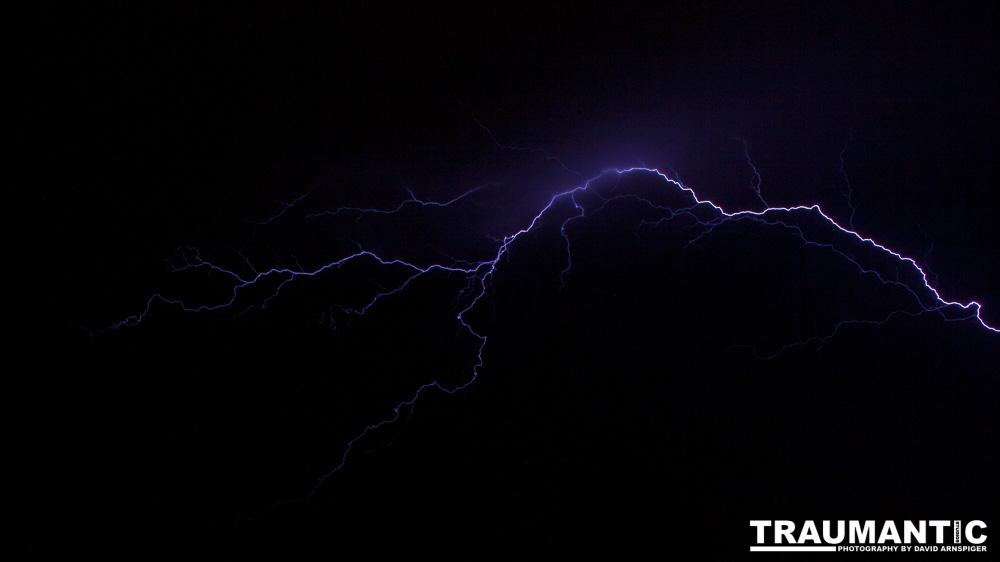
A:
16 2 999 555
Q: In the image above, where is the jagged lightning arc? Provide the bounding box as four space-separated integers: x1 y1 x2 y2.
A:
99 130 998 509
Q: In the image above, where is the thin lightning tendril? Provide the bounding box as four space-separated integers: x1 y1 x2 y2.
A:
839 129 857 230
737 137 766 208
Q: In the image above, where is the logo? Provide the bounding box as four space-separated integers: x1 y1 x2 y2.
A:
750 520 988 553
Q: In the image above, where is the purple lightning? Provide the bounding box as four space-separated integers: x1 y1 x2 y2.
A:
99 130 998 514
737 137 767 208
839 128 858 230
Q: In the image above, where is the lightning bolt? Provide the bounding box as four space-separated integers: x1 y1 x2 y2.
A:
98 123 998 518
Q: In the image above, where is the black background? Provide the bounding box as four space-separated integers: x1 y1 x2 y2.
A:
14 2 999 555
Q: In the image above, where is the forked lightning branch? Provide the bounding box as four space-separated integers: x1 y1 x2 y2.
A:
750 520 988 553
